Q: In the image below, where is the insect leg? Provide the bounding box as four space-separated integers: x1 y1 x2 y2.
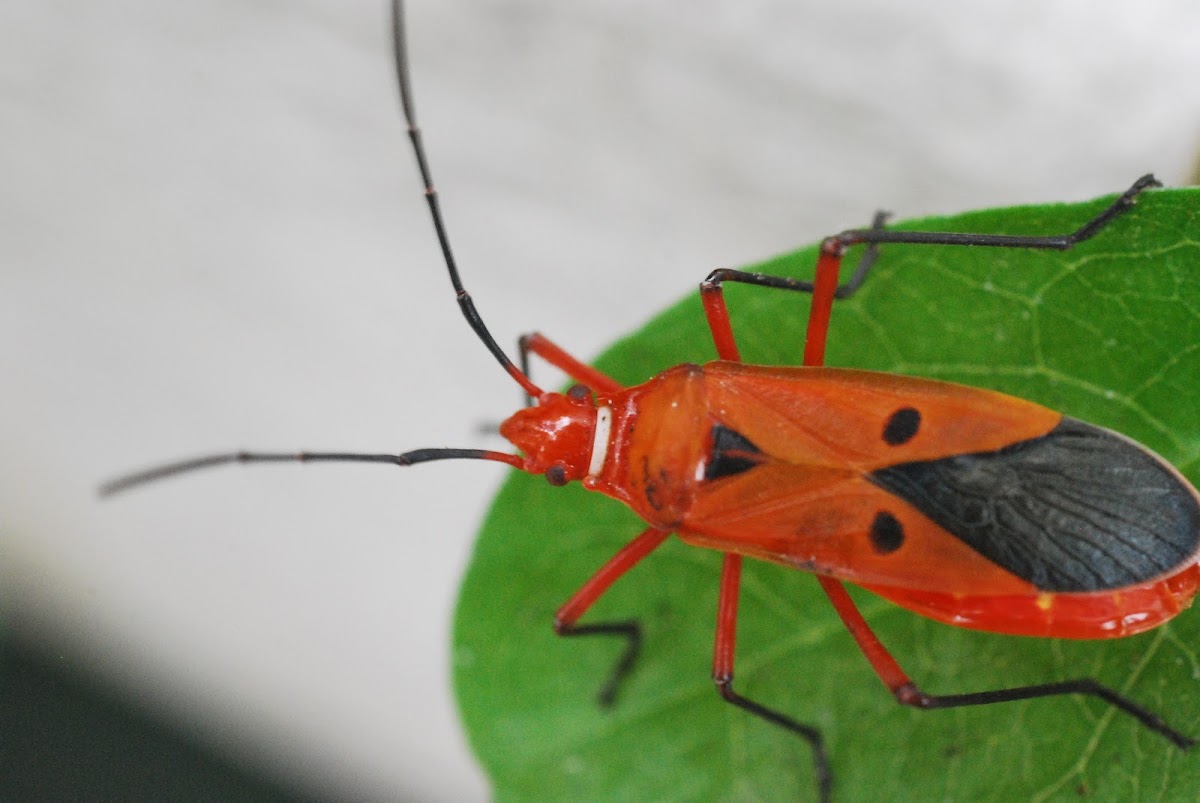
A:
700 213 881 367
555 527 672 707
823 173 1161 259
703 174 1160 368
517 332 623 406
699 211 888 366
714 554 831 803
703 243 835 796
817 576 1195 750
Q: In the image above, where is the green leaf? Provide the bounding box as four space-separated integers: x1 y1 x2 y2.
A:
454 187 1200 801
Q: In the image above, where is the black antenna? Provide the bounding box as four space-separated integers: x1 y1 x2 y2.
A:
99 3 539 497
99 448 524 497
391 0 541 398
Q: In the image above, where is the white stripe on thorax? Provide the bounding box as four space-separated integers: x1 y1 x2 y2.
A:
588 406 613 477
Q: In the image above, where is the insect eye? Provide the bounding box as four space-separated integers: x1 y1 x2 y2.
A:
545 463 569 486
567 384 592 401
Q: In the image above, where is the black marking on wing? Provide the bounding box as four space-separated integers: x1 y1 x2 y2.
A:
883 407 921 446
869 417 1200 592
869 511 905 554
704 424 764 481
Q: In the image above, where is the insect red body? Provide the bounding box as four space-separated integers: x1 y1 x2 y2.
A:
506 360 1200 641
103 2 1199 799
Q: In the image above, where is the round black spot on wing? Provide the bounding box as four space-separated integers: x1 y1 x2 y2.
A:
868 417 1200 592
883 407 921 446
870 511 905 554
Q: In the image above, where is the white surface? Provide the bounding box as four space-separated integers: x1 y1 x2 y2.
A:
3 1 1199 800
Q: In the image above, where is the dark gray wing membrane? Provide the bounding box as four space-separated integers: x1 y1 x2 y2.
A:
869 417 1200 592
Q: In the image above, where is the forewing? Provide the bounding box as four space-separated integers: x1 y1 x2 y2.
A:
681 462 1034 596
703 362 1061 469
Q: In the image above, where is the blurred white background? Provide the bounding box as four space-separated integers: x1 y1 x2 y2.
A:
3 0 1199 799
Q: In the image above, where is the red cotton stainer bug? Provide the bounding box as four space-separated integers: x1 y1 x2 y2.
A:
101 2 1200 800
